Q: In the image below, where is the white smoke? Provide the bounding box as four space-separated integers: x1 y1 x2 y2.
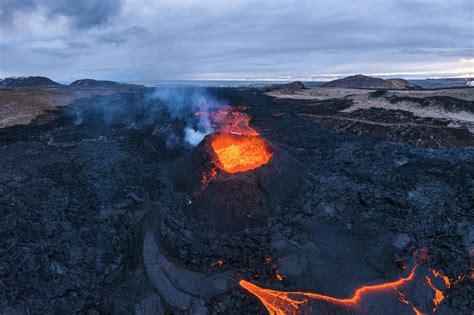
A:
184 127 208 146
149 87 224 146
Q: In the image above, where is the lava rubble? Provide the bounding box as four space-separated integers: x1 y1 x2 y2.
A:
0 86 472 314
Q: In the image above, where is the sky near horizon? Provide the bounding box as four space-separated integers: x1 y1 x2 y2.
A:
0 0 473 83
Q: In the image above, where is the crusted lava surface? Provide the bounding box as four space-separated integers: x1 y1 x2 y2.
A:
0 87 472 314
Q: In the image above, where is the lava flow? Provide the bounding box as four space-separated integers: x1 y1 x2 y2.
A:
239 260 460 315
203 106 273 173
239 265 418 315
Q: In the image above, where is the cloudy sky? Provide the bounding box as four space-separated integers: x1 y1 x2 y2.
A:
0 0 473 83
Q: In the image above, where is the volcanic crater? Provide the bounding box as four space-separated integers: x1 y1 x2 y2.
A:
168 114 303 233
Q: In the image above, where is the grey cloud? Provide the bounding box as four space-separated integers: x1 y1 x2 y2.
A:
0 0 35 25
67 41 89 50
0 0 124 29
96 26 146 44
45 0 124 30
400 49 474 57
97 34 127 45
0 0 472 81
29 47 73 58
26 39 90 58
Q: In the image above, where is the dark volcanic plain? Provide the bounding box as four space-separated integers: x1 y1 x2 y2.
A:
0 82 473 314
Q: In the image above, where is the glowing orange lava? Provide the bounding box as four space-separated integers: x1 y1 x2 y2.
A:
425 275 445 308
211 133 272 173
202 106 273 174
431 269 451 288
201 167 217 190
195 107 258 136
412 306 425 315
196 106 273 175
239 265 419 315
275 270 284 281
399 292 426 315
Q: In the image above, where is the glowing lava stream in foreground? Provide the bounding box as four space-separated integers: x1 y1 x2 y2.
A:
239 265 420 315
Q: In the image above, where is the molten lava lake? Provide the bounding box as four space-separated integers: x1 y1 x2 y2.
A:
211 133 273 173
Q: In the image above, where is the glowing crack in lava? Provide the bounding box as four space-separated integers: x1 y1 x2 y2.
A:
211 133 272 173
239 257 460 315
239 266 417 315
202 106 273 174
425 275 444 311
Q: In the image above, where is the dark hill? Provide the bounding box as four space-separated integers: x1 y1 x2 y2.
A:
276 81 305 91
70 79 123 87
69 79 144 89
323 74 420 89
0 76 62 88
264 81 305 92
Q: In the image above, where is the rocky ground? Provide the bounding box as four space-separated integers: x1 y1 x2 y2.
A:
0 85 146 128
0 87 472 314
268 87 474 148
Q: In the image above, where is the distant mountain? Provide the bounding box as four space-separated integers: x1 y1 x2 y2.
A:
409 78 473 89
323 74 420 90
69 79 121 87
69 79 144 89
263 81 305 92
277 81 305 90
0 76 62 88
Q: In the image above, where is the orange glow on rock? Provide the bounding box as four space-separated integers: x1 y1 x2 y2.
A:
425 275 445 307
431 269 451 288
196 107 258 137
211 133 272 173
239 265 419 315
275 270 284 281
399 292 426 315
412 306 425 315
201 167 217 190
